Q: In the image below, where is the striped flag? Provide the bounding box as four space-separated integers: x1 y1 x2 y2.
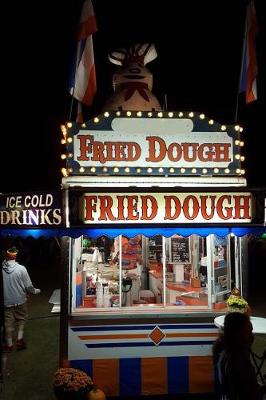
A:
239 1 258 103
76 102 84 123
70 0 97 106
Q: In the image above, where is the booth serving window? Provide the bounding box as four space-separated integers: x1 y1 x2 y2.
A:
70 233 236 313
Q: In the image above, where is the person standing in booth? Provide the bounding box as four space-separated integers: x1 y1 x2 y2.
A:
2 247 41 352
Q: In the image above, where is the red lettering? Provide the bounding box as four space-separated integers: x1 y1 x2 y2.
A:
84 195 97 221
98 196 115 221
216 195 232 220
127 196 139 220
77 135 92 161
140 196 158 220
146 136 166 162
182 195 199 220
167 143 182 161
182 143 198 162
91 141 105 163
234 195 251 219
164 196 181 220
213 143 231 162
200 196 216 220
198 144 214 161
127 143 141 161
117 196 126 220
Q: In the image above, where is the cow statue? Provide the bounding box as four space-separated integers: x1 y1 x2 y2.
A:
103 43 162 112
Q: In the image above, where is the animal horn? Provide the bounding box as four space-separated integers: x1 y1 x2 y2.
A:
108 48 128 66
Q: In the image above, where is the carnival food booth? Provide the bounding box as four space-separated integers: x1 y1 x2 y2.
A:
59 111 266 397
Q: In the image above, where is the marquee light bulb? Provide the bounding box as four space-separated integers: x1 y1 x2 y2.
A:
137 111 142 117
221 125 226 131
214 168 219 173
61 168 68 177
189 112 194 117
158 112 163 118
60 124 67 135
199 114 205 119
104 112 110 117
94 117 99 123
178 112 183 117
67 122 72 128
126 111 132 116
209 119 214 125
168 112 173 117
79 167 85 173
61 154 67 160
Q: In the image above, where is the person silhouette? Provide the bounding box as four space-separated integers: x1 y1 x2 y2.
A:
213 312 265 399
2 247 41 351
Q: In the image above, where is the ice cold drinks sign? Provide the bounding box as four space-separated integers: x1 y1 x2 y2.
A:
0 193 62 226
80 192 252 224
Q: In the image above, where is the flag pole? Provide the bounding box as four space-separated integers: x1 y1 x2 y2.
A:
68 42 81 122
234 4 248 123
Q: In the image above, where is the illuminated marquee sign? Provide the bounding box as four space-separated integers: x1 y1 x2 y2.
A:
64 112 244 177
0 192 62 227
79 192 253 224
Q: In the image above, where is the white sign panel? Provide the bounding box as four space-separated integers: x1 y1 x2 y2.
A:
73 118 233 168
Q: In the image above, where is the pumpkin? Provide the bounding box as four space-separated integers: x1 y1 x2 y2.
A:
87 387 106 400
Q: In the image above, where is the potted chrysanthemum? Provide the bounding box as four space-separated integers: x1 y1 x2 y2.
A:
227 294 249 313
53 368 93 400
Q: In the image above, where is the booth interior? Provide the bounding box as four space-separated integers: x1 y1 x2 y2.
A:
71 233 244 312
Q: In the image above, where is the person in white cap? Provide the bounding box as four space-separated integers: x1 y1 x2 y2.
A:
2 246 41 351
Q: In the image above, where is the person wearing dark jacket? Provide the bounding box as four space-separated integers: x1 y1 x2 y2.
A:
213 312 265 399
2 247 40 351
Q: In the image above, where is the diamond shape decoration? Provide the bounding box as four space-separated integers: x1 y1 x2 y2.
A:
149 326 165 345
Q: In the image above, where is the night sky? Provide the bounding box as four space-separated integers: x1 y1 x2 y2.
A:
2 0 266 193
